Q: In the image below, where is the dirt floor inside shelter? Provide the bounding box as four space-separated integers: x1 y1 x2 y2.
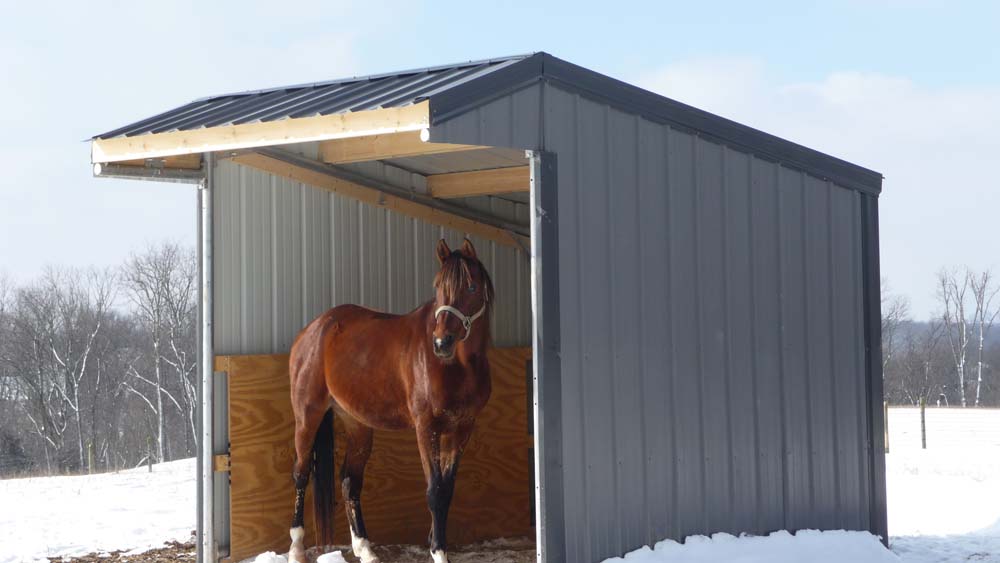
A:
50 537 535 563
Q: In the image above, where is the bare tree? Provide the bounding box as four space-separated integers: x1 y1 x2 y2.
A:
46 269 115 470
1 268 114 471
889 320 948 405
121 243 198 461
161 249 198 453
939 268 973 407
881 278 910 374
0 246 200 477
969 269 999 407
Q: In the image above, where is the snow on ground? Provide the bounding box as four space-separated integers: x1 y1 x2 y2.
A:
885 423 1000 562
0 458 195 563
601 530 899 563
3 408 999 562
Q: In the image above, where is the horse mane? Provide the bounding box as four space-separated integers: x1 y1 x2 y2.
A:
433 252 495 315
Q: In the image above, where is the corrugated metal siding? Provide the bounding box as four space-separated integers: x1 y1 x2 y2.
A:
436 83 874 562
429 83 543 149
544 86 871 561
212 159 531 355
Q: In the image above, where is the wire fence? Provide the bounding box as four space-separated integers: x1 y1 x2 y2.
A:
886 405 1000 452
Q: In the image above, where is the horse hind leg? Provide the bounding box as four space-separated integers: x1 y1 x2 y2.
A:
289 408 334 563
340 416 379 563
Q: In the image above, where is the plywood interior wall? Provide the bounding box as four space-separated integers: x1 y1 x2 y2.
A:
216 347 533 562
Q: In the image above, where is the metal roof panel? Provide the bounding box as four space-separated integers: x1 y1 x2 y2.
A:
93 55 535 139
91 52 882 193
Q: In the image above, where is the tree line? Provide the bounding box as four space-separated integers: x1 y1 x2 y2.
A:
0 243 197 477
883 269 1000 408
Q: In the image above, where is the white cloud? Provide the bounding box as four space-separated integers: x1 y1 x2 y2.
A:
635 57 1000 318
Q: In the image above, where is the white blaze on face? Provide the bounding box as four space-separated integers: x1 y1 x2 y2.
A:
431 549 449 563
351 531 379 563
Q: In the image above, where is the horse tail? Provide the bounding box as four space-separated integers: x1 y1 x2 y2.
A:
312 409 335 546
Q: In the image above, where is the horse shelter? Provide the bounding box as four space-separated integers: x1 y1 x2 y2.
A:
90 53 887 563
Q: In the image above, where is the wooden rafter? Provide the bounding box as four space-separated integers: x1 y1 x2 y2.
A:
428 166 529 199
320 131 481 164
91 102 431 163
230 152 527 249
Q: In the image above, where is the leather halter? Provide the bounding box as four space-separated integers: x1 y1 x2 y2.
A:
434 302 487 341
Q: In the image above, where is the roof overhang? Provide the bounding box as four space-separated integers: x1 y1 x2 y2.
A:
90 102 431 164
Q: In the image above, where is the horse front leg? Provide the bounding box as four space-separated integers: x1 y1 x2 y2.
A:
340 418 379 563
416 421 474 563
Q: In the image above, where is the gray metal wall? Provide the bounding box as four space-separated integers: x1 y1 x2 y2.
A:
211 158 531 356
436 82 879 562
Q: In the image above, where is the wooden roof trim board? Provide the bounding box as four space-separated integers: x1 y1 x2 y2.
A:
91 102 432 163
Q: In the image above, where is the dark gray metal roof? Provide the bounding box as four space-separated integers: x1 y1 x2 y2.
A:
93 54 533 140
94 51 882 193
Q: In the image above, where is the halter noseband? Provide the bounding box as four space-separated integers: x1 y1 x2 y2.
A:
434 302 487 341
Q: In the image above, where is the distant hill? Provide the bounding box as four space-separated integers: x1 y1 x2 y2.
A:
897 320 1000 349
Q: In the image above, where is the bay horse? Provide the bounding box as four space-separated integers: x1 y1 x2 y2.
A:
287 238 494 563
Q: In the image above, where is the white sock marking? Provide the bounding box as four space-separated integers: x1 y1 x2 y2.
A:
288 526 306 563
351 531 379 563
431 549 449 563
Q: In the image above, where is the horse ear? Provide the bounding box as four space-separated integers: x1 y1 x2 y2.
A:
459 238 477 260
436 239 451 264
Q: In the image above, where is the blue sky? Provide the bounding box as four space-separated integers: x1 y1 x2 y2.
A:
1 0 998 317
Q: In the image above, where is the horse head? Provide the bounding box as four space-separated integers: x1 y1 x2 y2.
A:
431 238 494 360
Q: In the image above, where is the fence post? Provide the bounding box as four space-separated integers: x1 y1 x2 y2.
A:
920 397 927 449
884 401 890 454
147 437 153 473
87 442 94 474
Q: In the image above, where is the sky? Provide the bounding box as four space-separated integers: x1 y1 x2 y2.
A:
1 0 998 319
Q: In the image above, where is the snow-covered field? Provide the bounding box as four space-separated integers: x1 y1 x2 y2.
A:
2 408 998 562
0 458 195 563
885 408 1000 563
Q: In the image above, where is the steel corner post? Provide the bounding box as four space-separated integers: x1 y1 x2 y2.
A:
199 153 215 562
528 150 565 563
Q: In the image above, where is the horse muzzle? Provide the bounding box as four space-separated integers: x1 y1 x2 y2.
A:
433 334 456 359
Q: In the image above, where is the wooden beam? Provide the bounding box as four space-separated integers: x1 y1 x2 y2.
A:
428 166 530 199
91 102 430 163
320 131 481 164
213 454 231 473
230 152 526 249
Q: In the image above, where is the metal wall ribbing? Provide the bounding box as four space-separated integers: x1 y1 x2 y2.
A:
552 85 870 562
436 82 875 562
211 159 531 356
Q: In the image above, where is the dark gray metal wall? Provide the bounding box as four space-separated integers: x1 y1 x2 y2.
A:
435 81 883 562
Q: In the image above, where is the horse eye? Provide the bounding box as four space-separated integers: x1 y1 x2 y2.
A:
468 284 477 293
